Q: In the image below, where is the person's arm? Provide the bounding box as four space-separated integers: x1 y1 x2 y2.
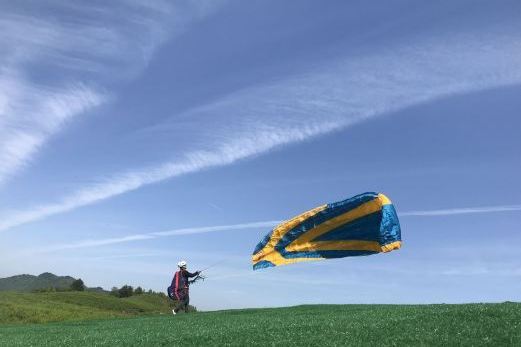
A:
185 270 200 278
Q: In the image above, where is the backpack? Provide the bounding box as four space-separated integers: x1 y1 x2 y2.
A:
167 285 175 300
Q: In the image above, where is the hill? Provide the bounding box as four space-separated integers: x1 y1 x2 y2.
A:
0 273 107 293
0 273 76 292
0 291 173 324
0 303 520 346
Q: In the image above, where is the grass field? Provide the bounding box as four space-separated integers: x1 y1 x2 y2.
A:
0 291 174 324
1 302 520 346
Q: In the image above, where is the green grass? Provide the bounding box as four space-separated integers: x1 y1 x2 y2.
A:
0 291 173 324
1 303 520 346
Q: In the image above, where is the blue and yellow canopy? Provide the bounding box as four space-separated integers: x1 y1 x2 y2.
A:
252 192 401 270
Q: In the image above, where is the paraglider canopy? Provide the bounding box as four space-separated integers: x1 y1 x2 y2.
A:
252 192 401 270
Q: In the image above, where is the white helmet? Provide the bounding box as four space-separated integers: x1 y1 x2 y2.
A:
177 260 187 268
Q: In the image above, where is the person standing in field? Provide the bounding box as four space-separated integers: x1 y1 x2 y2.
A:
169 260 200 315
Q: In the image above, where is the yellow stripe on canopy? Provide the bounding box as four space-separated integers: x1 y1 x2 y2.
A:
286 194 390 251
252 204 327 263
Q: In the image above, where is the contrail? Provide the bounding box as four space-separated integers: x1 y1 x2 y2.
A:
41 221 281 252
37 204 520 252
400 204 521 216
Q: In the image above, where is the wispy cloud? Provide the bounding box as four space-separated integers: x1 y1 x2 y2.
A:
30 203 520 252
1 16 520 231
0 1 222 187
401 204 521 216
208 203 223 211
441 266 521 277
0 75 104 185
0 126 340 232
38 221 279 252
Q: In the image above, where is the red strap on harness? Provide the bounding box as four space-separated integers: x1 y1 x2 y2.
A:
174 271 181 300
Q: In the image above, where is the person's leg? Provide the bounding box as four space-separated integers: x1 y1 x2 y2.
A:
173 300 181 313
173 290 184 313
184 295 190 313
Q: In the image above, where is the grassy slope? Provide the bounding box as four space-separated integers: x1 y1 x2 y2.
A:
0 292 172 324
1 303 520 346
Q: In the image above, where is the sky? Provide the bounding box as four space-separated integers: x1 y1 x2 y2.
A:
0 0 520 310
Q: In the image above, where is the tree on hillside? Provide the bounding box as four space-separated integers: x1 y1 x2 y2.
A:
70 279 85 291
110 287 119 297
135 286 144 295
118 285 134 298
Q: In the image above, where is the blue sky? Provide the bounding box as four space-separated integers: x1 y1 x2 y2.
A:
0 0 520 310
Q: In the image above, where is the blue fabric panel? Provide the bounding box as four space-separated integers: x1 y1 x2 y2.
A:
275 192 379 254
312 210 382 242
326 192 379 215
379 204 401 245
276 247 378 260
276 249 378 261
253 260 275 270
252 230 274 255
314 249 378 258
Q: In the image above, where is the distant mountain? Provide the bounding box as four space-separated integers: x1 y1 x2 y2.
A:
0 273 76 292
